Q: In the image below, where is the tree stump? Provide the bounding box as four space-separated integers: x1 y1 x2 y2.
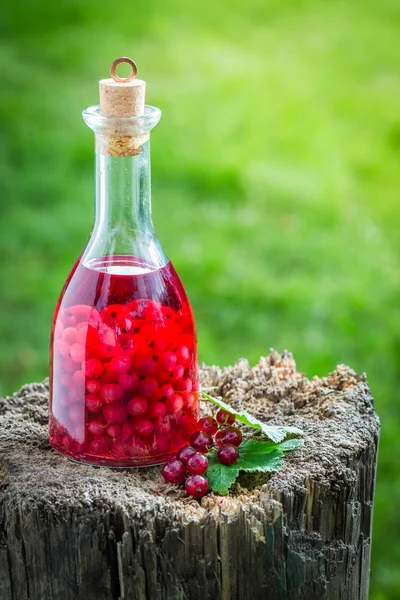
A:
0 351 379 600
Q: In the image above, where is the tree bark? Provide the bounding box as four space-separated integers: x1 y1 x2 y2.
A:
0 351 379 600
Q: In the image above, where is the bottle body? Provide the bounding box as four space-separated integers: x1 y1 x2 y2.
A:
49 255 198 466
49 105 199 466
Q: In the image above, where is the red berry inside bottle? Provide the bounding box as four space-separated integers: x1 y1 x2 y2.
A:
103 404 128 424
185 475 209 499
166 393 184 414
86 379 101 395
118 371 139 390
133 418 154 438
85 394 103 413
100 383 123 404
161 459 186 484
106 424 121 438
87 418 107 437
187 452 208 475
110 352 132 374
197 416 218 436
216 409 236 426
127 396 148 416
218 443 239 465
215 426 242 447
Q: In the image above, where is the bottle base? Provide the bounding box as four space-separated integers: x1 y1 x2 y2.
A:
50 442 174 468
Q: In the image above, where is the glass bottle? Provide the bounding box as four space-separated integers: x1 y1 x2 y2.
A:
49 66 198 467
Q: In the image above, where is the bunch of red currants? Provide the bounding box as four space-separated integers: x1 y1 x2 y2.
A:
161 408 243 499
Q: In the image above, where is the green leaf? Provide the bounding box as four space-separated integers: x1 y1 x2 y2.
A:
278 438 304 452
201 392 303 442
236 440 284 472
205 437 302 495
205 452 240 495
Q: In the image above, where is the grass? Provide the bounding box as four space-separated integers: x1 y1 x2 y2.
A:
1 0 400 596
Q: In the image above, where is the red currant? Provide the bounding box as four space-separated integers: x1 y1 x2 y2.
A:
187 452 208 475
100 364 119 384
148 401 167 419
184 393 196 409
176 445 196 465
58 308 73 327
133 418 154 437
157 383 174 400
185 475 209 499
87 418 107 437
86 379 101 394
137 377 158 398
57 340 70 358
70 304 100 325
134 355 157 377
72 369 85 388
190 430 213 454
216 409 236 426
85 394 103 413
110 352 131 374
100 304 130 331
69 404 83 424
197 416 218 436
70 343 86 364
176 345 190 365
166 393 184 413
103 404 127 424
100 383 123 404
171 365 185 381
118 370 139 390
127 334 147 355
179 413 198 436
79 323 101 348
127 396 148 416
63 357 77 374
147 336 167 354
176 378 192 393
99 327 117 343
161 459 186 484
218 443 239 465
82 358 102 379
106 424 121 438
62 327 78 345
68 387 81 403
215 426 242 447
159 351 177 371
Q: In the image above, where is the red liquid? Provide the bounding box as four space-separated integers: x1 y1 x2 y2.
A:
49 256 198 466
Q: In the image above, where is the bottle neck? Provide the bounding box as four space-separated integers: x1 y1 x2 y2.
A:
96 140 153 238
82 139 167 269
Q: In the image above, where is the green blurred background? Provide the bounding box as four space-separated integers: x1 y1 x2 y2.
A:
0 0 399 596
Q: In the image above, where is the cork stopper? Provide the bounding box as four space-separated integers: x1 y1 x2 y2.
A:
97 57 147 156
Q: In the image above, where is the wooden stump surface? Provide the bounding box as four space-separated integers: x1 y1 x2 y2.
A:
0 351 379 600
